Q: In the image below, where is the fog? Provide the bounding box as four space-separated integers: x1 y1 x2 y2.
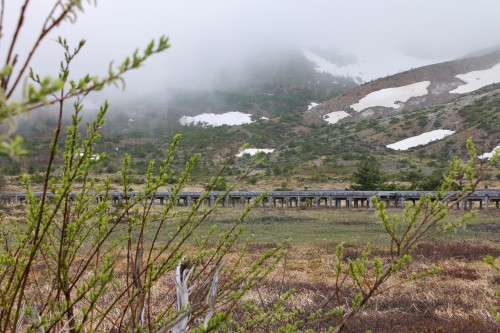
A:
4 0 500 103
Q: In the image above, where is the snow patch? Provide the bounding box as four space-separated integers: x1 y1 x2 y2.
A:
75 152 100 161
387 129 455 151
307 102 320 110
478 144 500 160
236 148 275 157
260 116 269 120
323 111 350 124
450 63 500 94
351 81 430 112
179 112 254 127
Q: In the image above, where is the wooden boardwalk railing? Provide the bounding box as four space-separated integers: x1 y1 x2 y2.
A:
1 190 499 210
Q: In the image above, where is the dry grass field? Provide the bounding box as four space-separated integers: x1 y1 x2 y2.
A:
240 241 500 332
213 208 500 332
0 202 498 332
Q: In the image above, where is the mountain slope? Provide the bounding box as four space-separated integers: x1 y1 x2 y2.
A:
306 50 500 122
3 48 500 190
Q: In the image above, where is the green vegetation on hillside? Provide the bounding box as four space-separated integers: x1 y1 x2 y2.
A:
3 54 500 190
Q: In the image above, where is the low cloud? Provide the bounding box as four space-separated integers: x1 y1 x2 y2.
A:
3 0 500 102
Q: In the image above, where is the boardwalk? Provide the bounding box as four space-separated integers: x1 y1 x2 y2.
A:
1 190 499 210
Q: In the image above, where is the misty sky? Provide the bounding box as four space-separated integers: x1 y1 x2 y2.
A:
4 0 500 101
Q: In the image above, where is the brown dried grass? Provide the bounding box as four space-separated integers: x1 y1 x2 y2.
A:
242 241 500 332
4 204 499 332
15 239 500 332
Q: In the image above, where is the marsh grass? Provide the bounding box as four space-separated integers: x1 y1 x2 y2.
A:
246 251 500 332
4 204 497 247
221 208 500 332
159 208 500 331
1 204 499 331
120 207 500 246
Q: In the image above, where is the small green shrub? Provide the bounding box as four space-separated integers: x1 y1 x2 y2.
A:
30 173 45 184
2 165 21 176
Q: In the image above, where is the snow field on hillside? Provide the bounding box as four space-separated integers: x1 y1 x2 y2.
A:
307 102 320 110
179 112 253 127
478 144 500 160
323 111 350 124
351 81 431 112
450 62 500 94
236 148 275 157
386 129 455 150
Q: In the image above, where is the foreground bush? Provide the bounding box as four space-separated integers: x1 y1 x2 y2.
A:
0 3 284 331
